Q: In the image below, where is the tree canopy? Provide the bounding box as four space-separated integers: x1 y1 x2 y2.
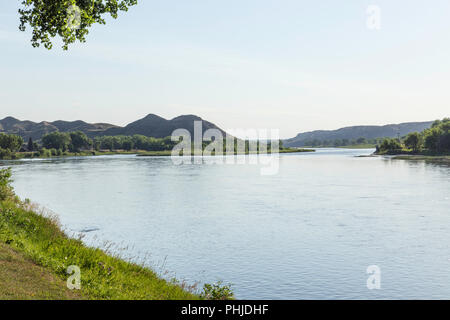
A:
70 131 92 152
42 131 71 151
377 118 450 154
403 132 422 153
18 0 137 50
0 133 24 152
423 118 450 153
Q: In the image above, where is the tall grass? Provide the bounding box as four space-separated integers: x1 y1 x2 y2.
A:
0 168 199 299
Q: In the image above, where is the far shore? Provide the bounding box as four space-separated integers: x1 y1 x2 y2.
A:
368 150 450 164
299 144 376 149
391 154 450 163
0 148 315 160
137 148 315 157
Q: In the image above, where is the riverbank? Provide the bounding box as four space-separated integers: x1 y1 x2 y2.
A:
1 148 314 160
0 198 200 299
391 155 450 163
1 150 141 160
0 168 201 300
0 243 83 299
374 149 450 164
137 148 315 157
300 144 375 149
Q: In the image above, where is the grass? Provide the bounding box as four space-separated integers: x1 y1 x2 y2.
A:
337 144 376 149
136 150 175 157
278 148 315 153
10 150 140 159
0 188 200 299
301 144 376 149
0 243 83 300
1 148 315 160
391 155 450 163
373 148 450 164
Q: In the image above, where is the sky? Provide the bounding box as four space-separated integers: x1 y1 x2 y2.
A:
0 1 449 139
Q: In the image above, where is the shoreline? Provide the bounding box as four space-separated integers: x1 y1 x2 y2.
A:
0 196 202 299
1 148 315 160
372 151 450 164
299 144 376 149
390 154 450 163
0 168 208 300
138 148 315 157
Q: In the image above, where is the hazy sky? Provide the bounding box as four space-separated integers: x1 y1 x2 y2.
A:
1 1 449 138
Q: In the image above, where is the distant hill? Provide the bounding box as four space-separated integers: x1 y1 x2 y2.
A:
284 121 434 147
100 114 226 138
0 116 119 141
0 114 226 141
1 116 437 146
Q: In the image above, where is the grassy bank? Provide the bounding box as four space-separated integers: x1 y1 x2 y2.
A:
337 144 376 149
0 168 201 300
1 148 314 160
1 150 142 160
301 144 376 149
375 148 450 163
0 243 83 299
391 155 450 163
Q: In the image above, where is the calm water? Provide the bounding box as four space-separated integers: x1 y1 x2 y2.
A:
2 148 450 299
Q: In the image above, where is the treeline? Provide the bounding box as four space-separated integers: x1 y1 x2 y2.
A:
0 130 287 159
0 133 24 159
302 137 379 147
377 118 450 154
0 131 179 159
37 131 179 154
93 135 177 151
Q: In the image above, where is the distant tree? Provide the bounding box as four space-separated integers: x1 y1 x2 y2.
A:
122 137 134 151
423 127 442 153
93 138 101 151
422 118 449 153
18 0 137 50
403 132 422 153
27 137 34 151
132 135 148 150
69 131 92 152
440 120 450 152
0 133 24 152
378 138 403 153
98 136 116 151
42 132 71 151
356 137 366 144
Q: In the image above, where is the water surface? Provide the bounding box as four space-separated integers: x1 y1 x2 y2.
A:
3 148 450 299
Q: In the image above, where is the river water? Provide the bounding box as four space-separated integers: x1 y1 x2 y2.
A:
3 148 450 299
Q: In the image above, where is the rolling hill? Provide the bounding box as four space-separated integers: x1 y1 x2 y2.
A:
1 116 437 146
283 121 434 147
0 114 226 141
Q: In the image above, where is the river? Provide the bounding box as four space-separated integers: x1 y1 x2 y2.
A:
3 148 450 299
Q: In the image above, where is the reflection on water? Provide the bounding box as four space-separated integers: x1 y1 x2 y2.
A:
3 148 450 299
